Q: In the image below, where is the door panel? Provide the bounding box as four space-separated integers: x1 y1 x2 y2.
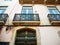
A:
15 28 37 45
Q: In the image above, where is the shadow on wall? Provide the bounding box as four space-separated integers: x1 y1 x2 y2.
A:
58 31 60 37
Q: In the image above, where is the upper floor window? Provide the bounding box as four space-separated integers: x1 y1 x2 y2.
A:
48 6 60 14
47 6 60 25
21 6 34 21
0 6 8 14
22 6 33 14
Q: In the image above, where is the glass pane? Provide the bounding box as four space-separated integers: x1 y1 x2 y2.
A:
49 9 60 14
0 6 7 14
49 9 54 14
28 10 33 14
0 9 5 14
22 9 26 14
54 10 60 14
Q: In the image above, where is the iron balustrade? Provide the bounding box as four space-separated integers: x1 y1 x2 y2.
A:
13 14 40 21
48 14 60 25
48 14 60 21
0 14 8 23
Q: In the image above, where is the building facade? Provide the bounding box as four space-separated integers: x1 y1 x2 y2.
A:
0 0 60 45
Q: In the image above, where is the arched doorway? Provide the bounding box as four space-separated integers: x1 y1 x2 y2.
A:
14 28 37 45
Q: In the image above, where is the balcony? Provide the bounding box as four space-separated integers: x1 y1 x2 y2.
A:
48 14 60 25
0 14 8 25
13 14 40 26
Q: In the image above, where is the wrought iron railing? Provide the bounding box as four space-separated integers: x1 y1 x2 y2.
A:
13 14 40 21
0 14 8 23
48 14 60 22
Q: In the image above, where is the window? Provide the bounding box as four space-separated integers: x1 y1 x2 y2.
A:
15 28 37 45
21 6 34 21
0 6 8 23
48 6 60 14
48 6 60 21
0 10 5 14
22 6 33 14
0 6 8 14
